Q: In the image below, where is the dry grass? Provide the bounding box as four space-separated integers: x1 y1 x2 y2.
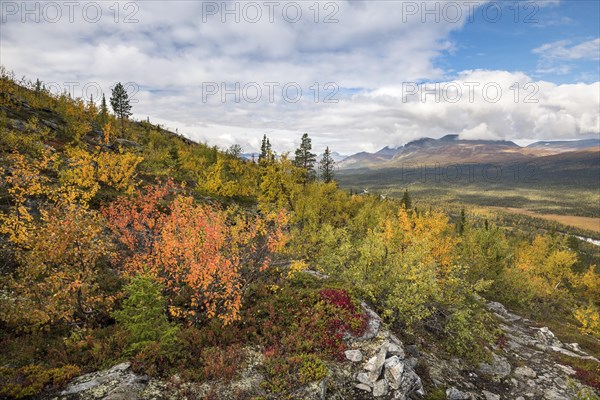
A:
490 207 600 233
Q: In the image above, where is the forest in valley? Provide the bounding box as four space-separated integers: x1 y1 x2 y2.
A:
0 70 599 399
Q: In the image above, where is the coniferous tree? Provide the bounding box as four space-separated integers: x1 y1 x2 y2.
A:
34 78 42 94
87 95 97 116
99 94 109 124
293 133 317 180
319 146 335 183
401 189 412 209
110 82 132 136
259 135 272 163
458 208 466 235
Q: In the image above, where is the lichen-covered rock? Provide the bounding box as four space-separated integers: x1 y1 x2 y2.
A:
535 327 563 348
384 360 404 390
514 366 536 378
372 379 388 397
345 349 363 362
387 342 405 359
54 362 166 400
51 300 597 400
356 372 372 387
357 302 382 341
364 355 378 372
478 354 511 379
482 390 500 400
384 356 401 369
446 387 471 400
368 342 389 382
355 383 372 392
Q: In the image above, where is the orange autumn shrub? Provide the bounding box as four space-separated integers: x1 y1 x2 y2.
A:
103 181 287 325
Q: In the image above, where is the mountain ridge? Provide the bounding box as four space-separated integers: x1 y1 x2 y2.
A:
338 136 600 170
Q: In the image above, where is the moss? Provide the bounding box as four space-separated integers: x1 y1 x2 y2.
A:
424 387 447 400
0 364 80 399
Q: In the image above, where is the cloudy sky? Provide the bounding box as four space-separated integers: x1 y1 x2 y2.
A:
1 0 599 154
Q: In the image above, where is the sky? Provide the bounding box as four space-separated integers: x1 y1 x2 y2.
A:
1 0 599 155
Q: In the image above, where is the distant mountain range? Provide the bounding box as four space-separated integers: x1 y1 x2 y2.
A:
337 135 600 170
526 139 600 152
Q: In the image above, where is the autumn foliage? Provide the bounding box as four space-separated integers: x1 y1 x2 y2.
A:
103 181 288 325
0 151 115 330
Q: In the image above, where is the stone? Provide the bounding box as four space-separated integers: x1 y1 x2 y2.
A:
364 355 378 372
514 366 537 378
482 390 500 400
544 388 567 400
566 342 584 354
446 387 470 400
318 378 328 400
356 372 372 386
345 349 363 362
554 377 566 388
487 301 521 322
384 355 401 368
368 342 388 382
358 302 382 340
478 354 511 378
60 362 149 398
388 342 405 358
111 138 141 149
302 269 330 279
372 379 389 397
406 344 420 357
393 392 407 400
399 368 424 395
355 383 371 392
535 327 562 348
404 357 418 369
555 363 576 375
384 360 404 390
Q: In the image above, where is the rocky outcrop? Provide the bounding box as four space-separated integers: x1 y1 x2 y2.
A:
50 300 599 400
348 334 425 398
51 362 171 400
430 301 599 399
477 354 511 379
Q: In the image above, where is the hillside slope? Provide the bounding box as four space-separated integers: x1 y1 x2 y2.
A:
1 74 599 400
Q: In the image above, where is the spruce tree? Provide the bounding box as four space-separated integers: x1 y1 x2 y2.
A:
110 82 132 136
319 146 335 183
34 78 42 94
98 93 109 128
259 134 272 163
458 208 466 235
401 189 412 209
100 94 108 118
293 133 317 180
112 275 178 354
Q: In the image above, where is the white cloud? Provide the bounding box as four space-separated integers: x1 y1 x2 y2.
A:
533 38 600 76
0 1 598 154
533 38 600 60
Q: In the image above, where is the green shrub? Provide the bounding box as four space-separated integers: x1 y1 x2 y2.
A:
443 305 496 363
112 275 179 354
262 354 328 396
297 354 328 384
0 364 80 399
